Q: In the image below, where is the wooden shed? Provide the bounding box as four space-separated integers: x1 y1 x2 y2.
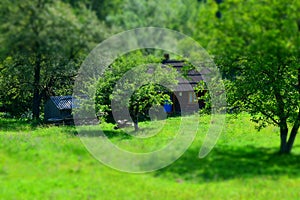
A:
44 96 74 124
161 58 208 114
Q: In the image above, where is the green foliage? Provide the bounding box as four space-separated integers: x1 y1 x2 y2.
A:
211 0 300 153
107 0 201 34
0 0 106 118
194 80 211 114
0 0 299 153
95 51 178 126
62 0 122 21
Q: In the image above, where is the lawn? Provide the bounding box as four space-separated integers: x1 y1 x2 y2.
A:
0 114 300 199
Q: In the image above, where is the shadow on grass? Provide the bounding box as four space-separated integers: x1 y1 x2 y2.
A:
77 126 163 139
77 127 133 140
101 129 132 139
154 145 300 183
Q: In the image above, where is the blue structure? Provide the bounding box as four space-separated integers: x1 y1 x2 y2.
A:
163 101 172 113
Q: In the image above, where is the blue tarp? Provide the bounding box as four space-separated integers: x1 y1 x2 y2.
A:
163 103 172 113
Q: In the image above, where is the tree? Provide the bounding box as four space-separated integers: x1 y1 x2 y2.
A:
95 52 178 130
212 0 300 154
0 0 105 120
62 0 122 22
106 0 201 35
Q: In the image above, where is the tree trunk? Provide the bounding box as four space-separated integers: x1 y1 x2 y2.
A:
133 116 139 131
279 119 300 154
32 54 42 121
134 121 139 131
279 125 289 154
286 127 298 153
286 112 300 153
131 107 139 131
32 87 41 121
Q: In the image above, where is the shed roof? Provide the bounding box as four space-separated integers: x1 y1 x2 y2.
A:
50 96 74 110
162 60 206 92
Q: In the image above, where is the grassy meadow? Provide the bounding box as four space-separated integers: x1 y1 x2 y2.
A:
1 114 300 199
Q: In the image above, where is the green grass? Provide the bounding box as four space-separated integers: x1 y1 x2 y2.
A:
0 114 300 199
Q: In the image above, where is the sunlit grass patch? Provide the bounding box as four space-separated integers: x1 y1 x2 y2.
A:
0 114 300 199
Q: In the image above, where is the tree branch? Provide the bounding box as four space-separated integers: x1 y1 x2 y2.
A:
244 99 279 125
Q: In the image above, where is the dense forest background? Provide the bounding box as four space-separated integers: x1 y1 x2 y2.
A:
0 0 224 119
0 0 299 153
